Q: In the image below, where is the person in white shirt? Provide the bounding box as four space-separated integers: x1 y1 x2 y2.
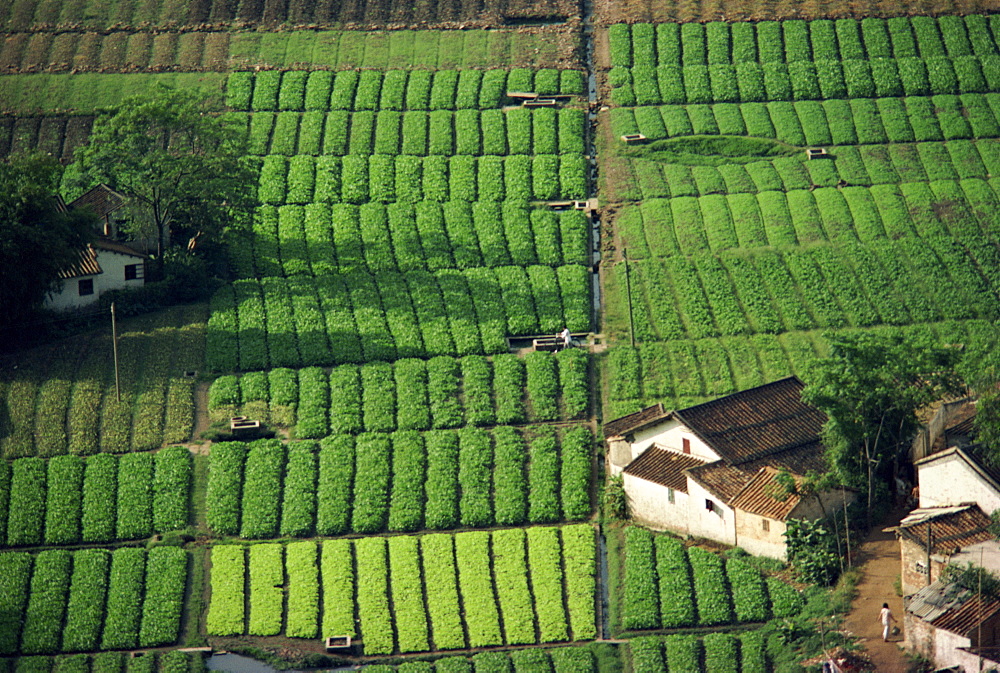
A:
878 603 897 642
559 327 572 349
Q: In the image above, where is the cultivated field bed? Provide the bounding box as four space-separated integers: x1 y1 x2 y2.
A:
629 632 768 673
0 650 206 673
0 27 581 75
595 0 1000 31
0 546 188 654
615 527 802 632
604 17 1000 105
0 304 204 458
206 525 596 654
205 428 592 538
208 349 590 432
601 318 1000 416
0 0 578 32
0 446 191 548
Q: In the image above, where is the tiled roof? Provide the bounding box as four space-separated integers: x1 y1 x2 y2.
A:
622 447 706 492
907 577 1000 636
57 245 101 279
604 403 669 438
675 377 827 465
896 505 993 555
728 467 803 521
93 238 145 258
687 440 829 503
932 593 1000 636
69 184 126 219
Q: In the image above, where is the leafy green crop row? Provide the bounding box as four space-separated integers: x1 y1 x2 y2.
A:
206 428 593 537
610 17 1000 68
2 450 191 548
618 236 1000 342
612 145 1000 207
612 94 1000 146
206 266 591 371
629 632 767 673
239 107 585 157
0 546 186 655
619 178 1000 256
234 202 590 282
207 526 595 654
208 351 589 432
228 69 586 112
254 153 587 205
619 527 801 629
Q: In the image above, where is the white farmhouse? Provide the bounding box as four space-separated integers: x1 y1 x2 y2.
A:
45 238 146 311
606 377 853 559
916 445 1000 516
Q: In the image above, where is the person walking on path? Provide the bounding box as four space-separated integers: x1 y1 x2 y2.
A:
879 603 897 642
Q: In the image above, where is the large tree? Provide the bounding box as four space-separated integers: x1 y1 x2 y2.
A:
802 333 963 523
75 88 254 264
0 153 96 330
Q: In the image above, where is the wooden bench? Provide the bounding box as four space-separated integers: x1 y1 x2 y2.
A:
532 337 564 351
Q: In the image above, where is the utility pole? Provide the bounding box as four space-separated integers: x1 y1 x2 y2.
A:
111 302 121 403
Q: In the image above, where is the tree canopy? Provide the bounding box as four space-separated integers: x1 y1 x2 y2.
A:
74 88 254 262
802 333 963 519
0 153 96 331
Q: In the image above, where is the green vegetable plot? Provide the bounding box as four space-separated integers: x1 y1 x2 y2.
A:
0 547 187 654
608 17 1000 105
1 449 192 549
208 350 590 432
207 525 596 654
206 428 593 537
618 527 801 630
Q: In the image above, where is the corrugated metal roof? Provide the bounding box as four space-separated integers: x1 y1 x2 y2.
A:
674 377 827 465
907 579 970 624
896 505 993 555
728 467 803 521
604 403 669 438
622 447 706 492
57 245 102 279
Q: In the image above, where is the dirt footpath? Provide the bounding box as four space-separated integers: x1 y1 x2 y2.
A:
842 509 912 672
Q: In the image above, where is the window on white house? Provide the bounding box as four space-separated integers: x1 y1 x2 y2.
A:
705 499 715 513
761 518 770 532
682 437 691 454
78 279 94 296
668 488 675 504
916 560 928 575
125 264 142 281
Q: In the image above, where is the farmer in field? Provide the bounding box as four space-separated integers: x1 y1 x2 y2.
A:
559 327 574 349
